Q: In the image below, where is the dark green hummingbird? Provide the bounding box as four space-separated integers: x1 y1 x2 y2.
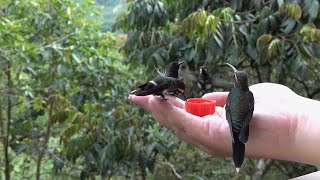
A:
225 63 254 172
131 61 186 100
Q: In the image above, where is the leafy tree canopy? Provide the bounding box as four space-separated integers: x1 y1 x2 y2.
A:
0 0 179 179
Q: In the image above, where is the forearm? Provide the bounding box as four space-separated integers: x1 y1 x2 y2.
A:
293 96 320 166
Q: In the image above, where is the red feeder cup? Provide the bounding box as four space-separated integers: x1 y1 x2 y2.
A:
185 98 216 117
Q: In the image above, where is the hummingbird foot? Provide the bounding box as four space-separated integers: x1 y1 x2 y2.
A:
160 94 168 100
176 90 187 101
182 93 187 101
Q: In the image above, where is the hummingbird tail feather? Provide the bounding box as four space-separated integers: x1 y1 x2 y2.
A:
232 137 245 169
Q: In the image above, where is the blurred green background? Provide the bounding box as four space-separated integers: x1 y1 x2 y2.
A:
0 0 319 179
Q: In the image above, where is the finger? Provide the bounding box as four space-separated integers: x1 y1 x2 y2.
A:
215 106 226 118
129 95 153 113
166 96 185 109
202 92 229 107
137 97 215 154
148 97 231 156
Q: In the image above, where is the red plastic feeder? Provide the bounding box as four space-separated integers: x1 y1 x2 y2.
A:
185 98 216 117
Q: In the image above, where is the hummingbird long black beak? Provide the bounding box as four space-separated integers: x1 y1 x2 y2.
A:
225 63 238 73
225 63 239 83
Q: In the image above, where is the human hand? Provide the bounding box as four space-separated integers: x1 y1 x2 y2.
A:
129 83 320 165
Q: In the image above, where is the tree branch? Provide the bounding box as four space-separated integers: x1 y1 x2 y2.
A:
0 96 3 140
4 60 11 180
36 95 54 180
160 161 182 179
41 32 76 49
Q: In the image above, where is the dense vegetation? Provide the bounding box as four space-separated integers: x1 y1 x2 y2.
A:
0 0 319 179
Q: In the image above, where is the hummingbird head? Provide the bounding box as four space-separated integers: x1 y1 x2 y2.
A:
225 63 249 90
199 66 208 75
167 61 185 78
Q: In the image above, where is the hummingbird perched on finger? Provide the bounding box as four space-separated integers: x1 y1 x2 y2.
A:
155 61 185 97
225 63 254 173
130 61 186 100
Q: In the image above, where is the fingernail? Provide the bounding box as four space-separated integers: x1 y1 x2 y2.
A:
128 95 133 101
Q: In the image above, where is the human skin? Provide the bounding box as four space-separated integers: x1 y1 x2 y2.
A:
129 83 320 166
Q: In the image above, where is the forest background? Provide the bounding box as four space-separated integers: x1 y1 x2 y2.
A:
1 0 320 179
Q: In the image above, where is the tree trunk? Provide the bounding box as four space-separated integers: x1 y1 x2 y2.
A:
4 61 12 180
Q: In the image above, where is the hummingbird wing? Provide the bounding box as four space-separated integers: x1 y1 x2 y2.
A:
226 89 235 143
239 91 254 144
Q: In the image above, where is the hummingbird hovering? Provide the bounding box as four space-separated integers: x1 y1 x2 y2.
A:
197 66 212 91
131 61 186 100
225 63 254 172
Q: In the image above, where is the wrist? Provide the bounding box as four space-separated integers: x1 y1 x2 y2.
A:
292 96 320 165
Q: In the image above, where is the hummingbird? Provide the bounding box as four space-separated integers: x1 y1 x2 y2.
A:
166 61 185 78
225 63 254 172
130 76 186 100
131 61 186 100
197 66 212 91
155 61 185 78
156 61 185 97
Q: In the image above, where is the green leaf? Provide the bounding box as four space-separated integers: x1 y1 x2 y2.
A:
72 52 81 63
257 34 273 64
267 39 283 59
306 0 319 20
257 34 273 49
146 4 153 14
281 19 297 35
205 15 219 37
221 7 234 21
153 53 164 66
61 124 81 140
287 4 302 20
298 43 312 59
43 49 52 61
26 66 37 76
